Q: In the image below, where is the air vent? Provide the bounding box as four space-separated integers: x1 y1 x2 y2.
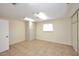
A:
12 3 17 5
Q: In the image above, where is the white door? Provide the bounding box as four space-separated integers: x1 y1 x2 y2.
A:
0 20 9 52
78 21 79 55
72 13 77 52
72 23 77 52
78 11 79 55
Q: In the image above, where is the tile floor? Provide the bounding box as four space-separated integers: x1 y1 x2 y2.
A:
0 40 77 56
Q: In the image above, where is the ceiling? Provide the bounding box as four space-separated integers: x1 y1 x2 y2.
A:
0 3 79 22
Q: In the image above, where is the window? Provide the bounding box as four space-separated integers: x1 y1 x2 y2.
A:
43 24 53 31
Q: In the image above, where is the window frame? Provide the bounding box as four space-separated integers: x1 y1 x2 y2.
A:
43 24 53 32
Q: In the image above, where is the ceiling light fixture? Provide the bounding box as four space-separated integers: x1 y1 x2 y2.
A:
35 12 48 20
24 17 35 22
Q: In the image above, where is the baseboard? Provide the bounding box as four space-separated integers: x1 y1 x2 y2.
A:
9 39 26 46
36 39 72 47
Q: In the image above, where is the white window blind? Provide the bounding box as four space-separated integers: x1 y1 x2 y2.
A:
43 24 53 31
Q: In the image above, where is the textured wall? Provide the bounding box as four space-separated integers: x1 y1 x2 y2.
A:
36 18 72 45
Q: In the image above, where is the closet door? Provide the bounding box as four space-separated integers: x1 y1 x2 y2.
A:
26 22 36 41
78 11 79 55
72 13 78 52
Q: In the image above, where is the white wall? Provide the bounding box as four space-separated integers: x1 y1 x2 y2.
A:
9 20 25 45
36 18 72 45
25 22 29 40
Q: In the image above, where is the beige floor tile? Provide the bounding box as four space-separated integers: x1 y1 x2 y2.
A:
0 40 77 56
